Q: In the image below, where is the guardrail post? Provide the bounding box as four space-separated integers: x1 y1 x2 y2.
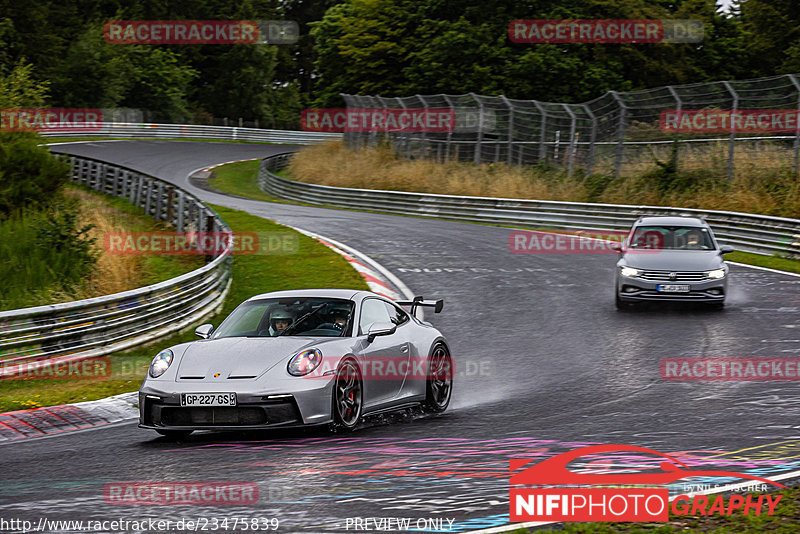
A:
563 104 577 177
722 81 738 180
470 92 484 164
610 91 627 179
145 178 153 215
155 182 164 220
76 158 85 185
167 187 175 224
196 201 205 232
113 167 121 197
125 171 134 203
177 191 185 232
134 175 143 207
788 74 800 175
582 104 597 175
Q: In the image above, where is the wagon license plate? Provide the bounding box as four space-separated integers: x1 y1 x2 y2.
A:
181 393 237 407
657 284 690 293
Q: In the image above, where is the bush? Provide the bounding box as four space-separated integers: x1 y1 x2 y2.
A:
35 198 98 281
0 132 70 216
0 197 98 310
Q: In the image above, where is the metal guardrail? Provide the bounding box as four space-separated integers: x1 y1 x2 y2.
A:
39 122 342 144
259 154 800 258
0 155 232 376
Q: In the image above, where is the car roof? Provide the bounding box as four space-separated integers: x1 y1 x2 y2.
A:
634 216 708 227
246 288 379 302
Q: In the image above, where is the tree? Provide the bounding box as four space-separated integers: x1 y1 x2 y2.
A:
0 60 50 108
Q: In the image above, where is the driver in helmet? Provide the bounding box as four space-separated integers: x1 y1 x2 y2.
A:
268 307 294 336
328 305 351 331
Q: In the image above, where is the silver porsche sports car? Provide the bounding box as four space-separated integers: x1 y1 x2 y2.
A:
139 289 452 438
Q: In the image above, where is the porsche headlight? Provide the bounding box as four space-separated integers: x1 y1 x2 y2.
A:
288 348 323 376
707 269 726 279
149 349 174 378
620 266 641 278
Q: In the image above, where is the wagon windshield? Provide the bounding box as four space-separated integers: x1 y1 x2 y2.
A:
212 297 355 338
628 226 715 250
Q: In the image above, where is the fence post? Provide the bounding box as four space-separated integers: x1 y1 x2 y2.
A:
415 94 428 159
393 96 411 159
722 81 738 180
500 95 515 165
442 95 455 162
563 104 577 177
582 104 597 175
470 92 484 164
610 91 627 179
533 101 547 166
666 85 682 173
367 95 379 148
787 74 800 175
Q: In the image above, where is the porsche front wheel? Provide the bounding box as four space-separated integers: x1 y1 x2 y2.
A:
332 359 363 430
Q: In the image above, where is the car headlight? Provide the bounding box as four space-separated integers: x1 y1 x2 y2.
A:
620 266 641 278
288 348 323 376
149 349 174 378
706 269 726 279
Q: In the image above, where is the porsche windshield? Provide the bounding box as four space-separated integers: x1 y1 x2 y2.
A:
628 226 715 250
212 297 355 338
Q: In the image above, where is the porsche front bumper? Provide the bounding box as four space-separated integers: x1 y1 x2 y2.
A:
138 376 335 431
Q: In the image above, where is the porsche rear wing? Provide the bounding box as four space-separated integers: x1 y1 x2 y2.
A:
396 296 443 315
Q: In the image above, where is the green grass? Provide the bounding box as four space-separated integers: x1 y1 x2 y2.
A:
0 206 87 310
515 486 799 533
208 160 277 202
0 205 368 413
726 251 800 275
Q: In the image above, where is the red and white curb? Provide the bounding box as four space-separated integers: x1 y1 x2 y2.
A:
0 392 137 443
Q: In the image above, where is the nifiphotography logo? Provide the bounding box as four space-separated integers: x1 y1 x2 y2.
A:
510 444 784 522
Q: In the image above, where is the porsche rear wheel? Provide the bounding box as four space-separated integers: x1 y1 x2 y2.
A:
424 343 453 413
333 359 363 430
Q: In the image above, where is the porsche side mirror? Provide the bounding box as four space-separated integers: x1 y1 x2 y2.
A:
195 323 214 339
719 244 735 254
367 322 396 342
611 243 623 253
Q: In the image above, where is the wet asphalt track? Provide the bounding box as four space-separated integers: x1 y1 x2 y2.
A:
2 140 800 532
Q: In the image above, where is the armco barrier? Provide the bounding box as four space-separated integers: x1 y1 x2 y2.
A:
259 154 800 257
39 122 341 144
0 155 232 376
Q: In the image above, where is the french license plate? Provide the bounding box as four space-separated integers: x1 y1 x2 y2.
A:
181 392 237 407
657 284 690 293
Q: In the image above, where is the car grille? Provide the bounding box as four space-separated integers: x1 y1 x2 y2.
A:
145 399 302 427
638 270 709 282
